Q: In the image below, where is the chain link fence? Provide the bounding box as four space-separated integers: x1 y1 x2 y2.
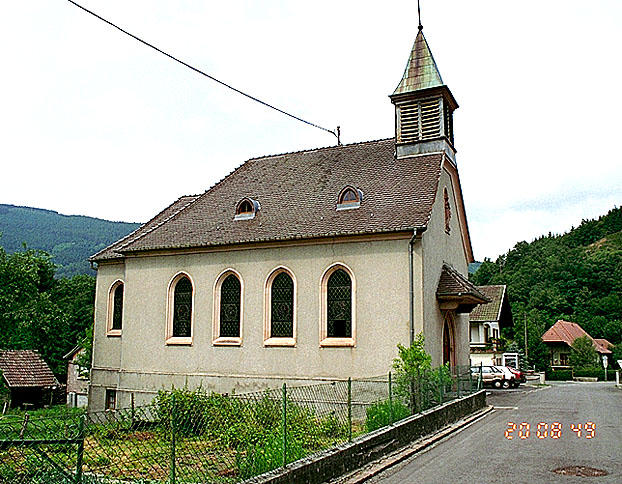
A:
0 366 478 483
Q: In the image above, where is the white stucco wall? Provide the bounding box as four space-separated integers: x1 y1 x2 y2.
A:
90 237 414 411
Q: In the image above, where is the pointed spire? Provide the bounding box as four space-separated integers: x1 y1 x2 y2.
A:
392 30 444 95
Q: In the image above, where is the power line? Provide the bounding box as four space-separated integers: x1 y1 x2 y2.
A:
66 0 340 143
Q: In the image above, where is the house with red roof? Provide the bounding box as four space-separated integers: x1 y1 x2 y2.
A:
542 320 612 368
87 26 488 412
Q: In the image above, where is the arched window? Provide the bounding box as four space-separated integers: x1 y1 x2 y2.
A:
320 264 356 346
234 198 259 220
107 280 124 336
213 270 243 345
166 273 194 344
337 186 362 210
264 268 296 346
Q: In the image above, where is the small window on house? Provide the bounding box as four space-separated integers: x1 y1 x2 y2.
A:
234 198 259 220
107 280 124 336
166 273 194 345
105 389 116 410
213 270 243 345
320 264 356 347
337 186 363 210
444 187 451 234
264 268 296 346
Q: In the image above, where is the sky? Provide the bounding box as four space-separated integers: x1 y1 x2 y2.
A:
1 0 620 260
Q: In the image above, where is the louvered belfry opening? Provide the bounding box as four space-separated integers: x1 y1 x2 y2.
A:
397 97 443 143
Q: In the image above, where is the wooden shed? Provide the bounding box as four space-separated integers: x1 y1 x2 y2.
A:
0 350 59 409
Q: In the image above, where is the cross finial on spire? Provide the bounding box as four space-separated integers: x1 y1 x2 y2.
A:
417 0 423 30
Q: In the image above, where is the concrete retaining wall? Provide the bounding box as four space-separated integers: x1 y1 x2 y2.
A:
244 390 486 484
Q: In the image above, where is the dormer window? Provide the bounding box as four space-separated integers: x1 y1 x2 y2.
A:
234 198 259 220
337 186 363 211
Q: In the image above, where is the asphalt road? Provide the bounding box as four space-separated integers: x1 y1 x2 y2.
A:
366 382 622 484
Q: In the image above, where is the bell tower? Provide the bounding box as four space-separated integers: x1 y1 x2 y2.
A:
390 25 458 162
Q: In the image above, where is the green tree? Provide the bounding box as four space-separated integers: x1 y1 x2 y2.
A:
392 333 432 411
569 336 599 370
0 246 95 377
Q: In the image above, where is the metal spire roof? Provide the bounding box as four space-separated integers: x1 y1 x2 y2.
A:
393 29 444 95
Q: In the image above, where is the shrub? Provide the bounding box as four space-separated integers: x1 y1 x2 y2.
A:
545 369 573 381
236 430 305 479
365 399 410 432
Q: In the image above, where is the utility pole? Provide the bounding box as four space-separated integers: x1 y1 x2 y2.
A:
524 313 529 363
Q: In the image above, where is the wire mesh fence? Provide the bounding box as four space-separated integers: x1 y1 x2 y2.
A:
0 366 479 483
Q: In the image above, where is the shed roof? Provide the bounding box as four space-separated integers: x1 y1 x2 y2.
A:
93 139 449 259
0 350 59 388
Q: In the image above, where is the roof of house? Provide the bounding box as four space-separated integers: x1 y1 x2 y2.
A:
594 338 613 350
470 285 506 322
0 350 59 388
393 30 444 95
93 139 450 259
91 195 199 261
541 320 612 354
436 263 489 303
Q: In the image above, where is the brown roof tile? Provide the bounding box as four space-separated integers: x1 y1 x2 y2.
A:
542 320 612 354
0 350 59 388
436 263 489 302
91 195 199 261
470 285 506 322
101 139 444 256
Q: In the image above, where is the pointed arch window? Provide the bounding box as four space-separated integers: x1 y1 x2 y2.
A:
264 267 296 346
106 280 124 336
444 187 451 234
166 273 194 345
213 270 243 345
337 186 363 210
320 264 356 347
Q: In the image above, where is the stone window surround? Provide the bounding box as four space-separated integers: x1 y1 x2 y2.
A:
165 272 195 346
319 262 356 347
212 268 244 346
263 266 297 347
106 279 124 337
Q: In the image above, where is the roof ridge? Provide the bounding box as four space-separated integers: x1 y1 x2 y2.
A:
90 195 199 261
247 137 394 162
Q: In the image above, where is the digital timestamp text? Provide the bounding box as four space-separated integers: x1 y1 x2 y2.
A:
505 422 595 440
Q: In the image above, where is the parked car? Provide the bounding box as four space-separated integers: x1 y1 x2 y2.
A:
471 366 505 389
494 366 520 388
506 366 526 384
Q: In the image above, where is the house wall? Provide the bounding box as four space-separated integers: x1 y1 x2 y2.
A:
66 357 89 408
90 238 414 412
420 159 471 367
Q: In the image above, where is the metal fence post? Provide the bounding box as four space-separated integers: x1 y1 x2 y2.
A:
457 367 462 398
170 393 176 484
388 372 394 424
439 375 444 404
74 414 85 484
282 383 287 468
479 363 483 391
468 365 473 393
347 377 352 442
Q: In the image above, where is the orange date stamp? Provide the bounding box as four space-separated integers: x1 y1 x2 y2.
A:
505 422 595 440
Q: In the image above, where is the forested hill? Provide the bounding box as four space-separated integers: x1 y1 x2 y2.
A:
0 204 140 278
471 206 621 368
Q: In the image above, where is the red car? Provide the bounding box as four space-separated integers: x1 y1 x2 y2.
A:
507 366 526 385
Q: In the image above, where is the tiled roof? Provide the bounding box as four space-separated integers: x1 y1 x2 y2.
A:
470 285 506 322
436 263 489 302
542 320 612 354
95 139 445 257
594 338 613 351
0 350 59 388
90 195 199 261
